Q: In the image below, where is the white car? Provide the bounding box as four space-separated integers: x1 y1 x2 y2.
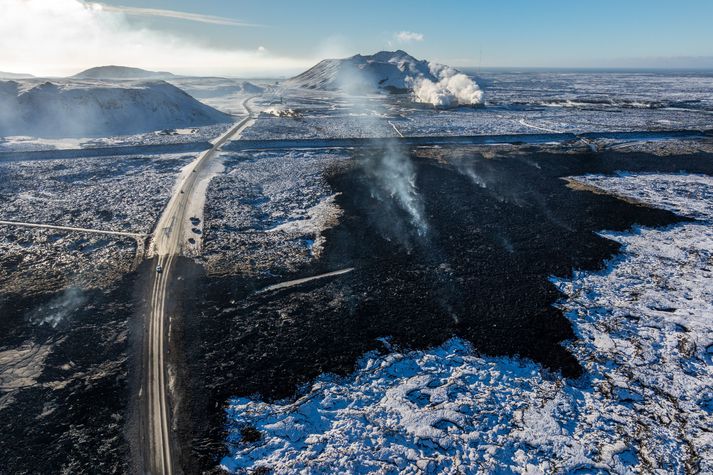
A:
156 265 163 274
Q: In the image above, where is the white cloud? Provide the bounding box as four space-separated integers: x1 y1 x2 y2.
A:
394 31 425 43
0 0 311 77
96 4 264 27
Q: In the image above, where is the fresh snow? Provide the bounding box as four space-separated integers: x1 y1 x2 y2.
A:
221 173 713 474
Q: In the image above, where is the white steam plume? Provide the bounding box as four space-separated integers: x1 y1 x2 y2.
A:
336 72 429 243
372 141 429 238
410 63 484 108
29 287 86 328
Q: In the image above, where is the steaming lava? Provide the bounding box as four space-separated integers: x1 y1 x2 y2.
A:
169 145 713 471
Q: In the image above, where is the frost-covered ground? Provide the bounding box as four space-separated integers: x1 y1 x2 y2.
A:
238 88 401 141
202 149 348 276
0 153 194 233
240 71 713 141
0 228 136 295
221 173 713 474
477 70 713 112
0 152 195 294
0 123 232 153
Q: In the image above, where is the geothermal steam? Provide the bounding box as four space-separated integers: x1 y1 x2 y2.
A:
337 72 429 244
411 64 484 108
369 141 429 238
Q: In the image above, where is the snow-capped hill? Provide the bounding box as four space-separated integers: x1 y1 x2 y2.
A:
287 50 430 92
0 79 231 138
286 50 483 108
72 65 175 80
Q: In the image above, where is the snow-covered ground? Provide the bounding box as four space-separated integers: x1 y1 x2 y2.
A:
0 227 136 296
240 92 713 143
221 173 713 474
202 149 348 276
0 152 195 293
0 153 195 233
0 122 231 153
236 70 713 142
477 70 713 113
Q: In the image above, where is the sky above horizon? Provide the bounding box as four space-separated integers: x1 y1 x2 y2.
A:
2 0 713 77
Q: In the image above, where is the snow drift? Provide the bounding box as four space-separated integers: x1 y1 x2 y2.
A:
0 79 231 137
286 50 483 108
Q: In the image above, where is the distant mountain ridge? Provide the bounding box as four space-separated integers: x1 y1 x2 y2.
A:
73 65 175 80
174 78 266 99
0 79 231 137
0 71 35 79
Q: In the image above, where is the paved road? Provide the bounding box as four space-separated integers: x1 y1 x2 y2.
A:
140 97 256 475
223 129 711 152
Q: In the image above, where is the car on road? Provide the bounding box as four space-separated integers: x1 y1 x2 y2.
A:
156 265 163 273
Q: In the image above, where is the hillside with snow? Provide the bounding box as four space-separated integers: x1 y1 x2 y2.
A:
286 50 483 108
73 65 175 80
0 79 231 137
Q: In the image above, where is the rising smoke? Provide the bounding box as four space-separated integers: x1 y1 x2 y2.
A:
337 72 429 246
365 140 429 239
29 287 87 328
410 63 484 108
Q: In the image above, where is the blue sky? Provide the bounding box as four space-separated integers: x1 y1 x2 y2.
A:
100 0 713 67
2 0 713 76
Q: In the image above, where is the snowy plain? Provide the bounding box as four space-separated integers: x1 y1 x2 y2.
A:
221 173 713 474
238 70 713 142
